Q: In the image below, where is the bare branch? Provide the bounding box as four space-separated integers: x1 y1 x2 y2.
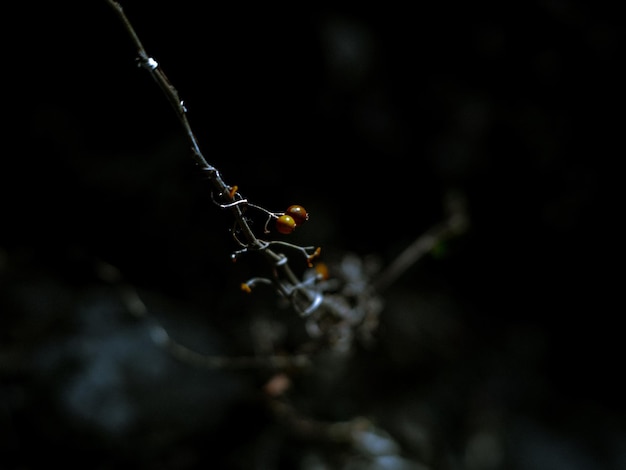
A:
105 0 320 311
104 1 468 356
372 189 469 293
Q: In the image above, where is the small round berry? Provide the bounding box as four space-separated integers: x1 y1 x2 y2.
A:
276 214 296 234
285 205 309 225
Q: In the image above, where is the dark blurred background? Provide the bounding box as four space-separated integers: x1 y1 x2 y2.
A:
1 1 622 469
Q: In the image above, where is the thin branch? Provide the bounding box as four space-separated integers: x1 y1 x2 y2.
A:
105 1 261 245
104 1 469 349
150 321 312 370
98 259 312 371
105 0 208 170
105 0 314 303
372 189 469 293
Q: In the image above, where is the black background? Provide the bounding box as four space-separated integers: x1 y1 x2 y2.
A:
1 1 622 469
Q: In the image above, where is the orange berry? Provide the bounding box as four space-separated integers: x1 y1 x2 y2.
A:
285 205 309 225
314 262 329 280
276 214 296 234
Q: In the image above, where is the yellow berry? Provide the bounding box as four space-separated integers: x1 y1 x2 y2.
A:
276 214 296 234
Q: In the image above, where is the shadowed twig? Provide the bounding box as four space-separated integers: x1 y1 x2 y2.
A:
104 0 469 358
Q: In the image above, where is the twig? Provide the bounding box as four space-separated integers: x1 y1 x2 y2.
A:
105 0 319 311
372 190 469 293
104 1 469 353
97 259 312 370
